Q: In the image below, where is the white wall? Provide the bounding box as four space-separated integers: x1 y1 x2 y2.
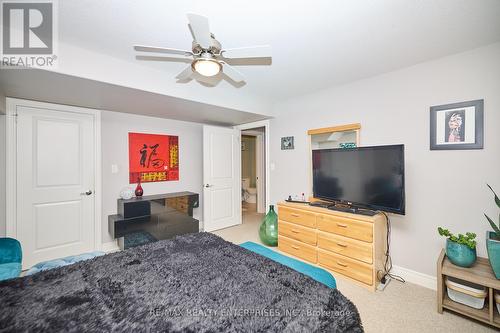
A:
270 42 500 277
101 111 203 244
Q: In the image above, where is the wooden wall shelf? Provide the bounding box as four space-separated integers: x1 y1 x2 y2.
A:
437 249 500 328
307 123 361 135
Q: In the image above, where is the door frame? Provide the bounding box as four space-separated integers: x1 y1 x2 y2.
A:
240 130 265 213
234 119 270 213
5 98 102 251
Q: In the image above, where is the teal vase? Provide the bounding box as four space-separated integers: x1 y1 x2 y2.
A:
446 238 477 268
259 205 278 246
486 231 500 279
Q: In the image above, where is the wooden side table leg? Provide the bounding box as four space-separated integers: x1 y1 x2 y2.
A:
489 287 494 324
437 273 443 314
437 249 445 314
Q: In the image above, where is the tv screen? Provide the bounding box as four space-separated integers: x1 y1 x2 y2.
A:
312 145 405 214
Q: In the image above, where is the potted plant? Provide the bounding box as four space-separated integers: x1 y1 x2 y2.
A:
438 227 477 267
485 184 500 278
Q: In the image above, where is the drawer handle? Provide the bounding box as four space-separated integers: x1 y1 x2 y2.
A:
336 261 348 267
291 245 300 250
336 223 348 228
336 242 348 247
291 213 300 217
291 229 300 233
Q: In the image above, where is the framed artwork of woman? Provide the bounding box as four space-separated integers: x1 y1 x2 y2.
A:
430 99 483 150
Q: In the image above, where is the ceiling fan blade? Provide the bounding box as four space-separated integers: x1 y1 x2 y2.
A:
135 55 191 64
221 45 271 59
222 63 245 83
187 13 212 49
176 65 194 80
134 45 192 56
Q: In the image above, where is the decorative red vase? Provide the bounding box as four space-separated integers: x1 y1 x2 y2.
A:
134 178 144 197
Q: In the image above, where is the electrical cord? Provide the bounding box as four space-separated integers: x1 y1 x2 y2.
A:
377 211 405 284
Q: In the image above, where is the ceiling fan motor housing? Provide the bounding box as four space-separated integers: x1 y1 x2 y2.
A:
192 35 221 55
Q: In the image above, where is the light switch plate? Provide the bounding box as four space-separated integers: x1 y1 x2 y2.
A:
111 164 119 174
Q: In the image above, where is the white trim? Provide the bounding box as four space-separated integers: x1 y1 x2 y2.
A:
6 99 17 238
255 133 265 213
235 120 271 212
101 241 120 253
391 265 437 290
93 109 102 250
5 98 102 252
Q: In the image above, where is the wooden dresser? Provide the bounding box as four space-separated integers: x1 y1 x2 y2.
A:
277 201 387 291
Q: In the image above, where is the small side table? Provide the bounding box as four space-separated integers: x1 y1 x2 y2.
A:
437 249 500 328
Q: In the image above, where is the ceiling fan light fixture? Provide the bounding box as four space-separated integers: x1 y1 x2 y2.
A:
192 58 221 77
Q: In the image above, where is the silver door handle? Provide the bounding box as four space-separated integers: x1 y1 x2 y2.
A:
205 184 213 188
80 190 93 196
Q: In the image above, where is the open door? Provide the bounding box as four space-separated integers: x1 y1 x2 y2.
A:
203 125 241 232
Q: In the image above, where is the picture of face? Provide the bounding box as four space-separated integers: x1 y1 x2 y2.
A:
281 136 294 150
445 110 465 143
430 99 483 150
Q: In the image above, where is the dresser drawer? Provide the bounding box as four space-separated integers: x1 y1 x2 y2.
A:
278 235 317 263
278 206 316 228
317 214 373 242
317 231 373 264
279 220 317 246
318 249 373 285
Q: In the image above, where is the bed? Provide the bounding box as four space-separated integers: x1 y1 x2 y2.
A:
0 233 363 332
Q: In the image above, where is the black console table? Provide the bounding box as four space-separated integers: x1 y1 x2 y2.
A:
108 191 199 250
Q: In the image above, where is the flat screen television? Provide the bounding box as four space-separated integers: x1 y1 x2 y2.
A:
312 144 405 214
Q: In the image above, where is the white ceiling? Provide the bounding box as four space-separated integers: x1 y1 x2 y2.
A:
58 0 500 103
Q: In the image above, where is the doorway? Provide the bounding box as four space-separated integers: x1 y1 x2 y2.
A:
240 126 266 225
6 98 101 269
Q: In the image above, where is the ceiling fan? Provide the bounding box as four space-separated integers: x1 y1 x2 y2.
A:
133 13 271 84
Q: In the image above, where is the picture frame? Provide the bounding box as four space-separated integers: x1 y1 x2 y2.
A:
281 136 294 150
128 132 179 183
430 99 484 150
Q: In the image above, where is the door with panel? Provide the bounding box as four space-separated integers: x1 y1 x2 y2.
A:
203 125 241 232
16 104 97 268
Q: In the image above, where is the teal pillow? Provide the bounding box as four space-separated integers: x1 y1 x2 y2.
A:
25 251 105 276
0 262 22 281
0 238 22 264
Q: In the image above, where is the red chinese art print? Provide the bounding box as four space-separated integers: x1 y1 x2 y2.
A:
128 132 179 183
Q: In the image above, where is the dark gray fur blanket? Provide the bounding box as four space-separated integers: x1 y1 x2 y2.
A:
0 233 362 332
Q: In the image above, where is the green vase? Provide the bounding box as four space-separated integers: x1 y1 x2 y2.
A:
486 231 500 279
446 238 477 268
259 205 278 246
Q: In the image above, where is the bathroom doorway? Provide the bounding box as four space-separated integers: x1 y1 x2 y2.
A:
241 127 266 218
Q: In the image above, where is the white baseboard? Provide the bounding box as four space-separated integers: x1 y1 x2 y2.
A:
391 265 437 290
101 241 120 253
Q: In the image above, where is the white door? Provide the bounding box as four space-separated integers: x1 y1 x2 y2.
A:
203 125 241 232
16 104 96 268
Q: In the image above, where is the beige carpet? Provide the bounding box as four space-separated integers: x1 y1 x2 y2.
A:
212 211 496 333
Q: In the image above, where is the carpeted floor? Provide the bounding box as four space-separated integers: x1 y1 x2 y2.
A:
212 210 497 333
